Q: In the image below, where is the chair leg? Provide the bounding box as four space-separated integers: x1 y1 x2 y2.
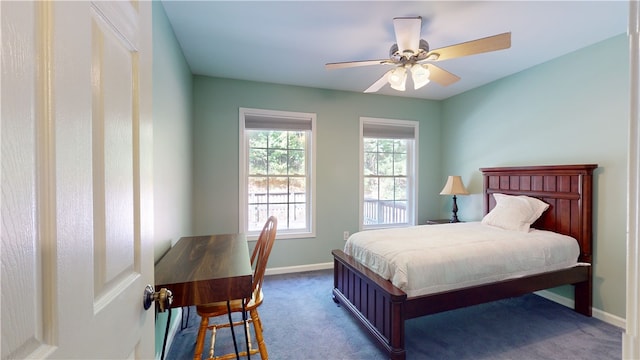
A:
194 315 209 360
250 309 268 360
245 319 254 352
208 326 217 359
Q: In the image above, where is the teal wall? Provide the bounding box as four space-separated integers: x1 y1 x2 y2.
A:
152 4 629 343
192 77 442 268
441 34 629 318
152 2 194 358
152 1 194 261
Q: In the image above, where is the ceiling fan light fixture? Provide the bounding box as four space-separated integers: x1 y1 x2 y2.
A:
388 67 407 91
325 16 511 94
426 53 440 61
411 64 431 89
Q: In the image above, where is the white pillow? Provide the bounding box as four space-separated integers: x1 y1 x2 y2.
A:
481 193 550 232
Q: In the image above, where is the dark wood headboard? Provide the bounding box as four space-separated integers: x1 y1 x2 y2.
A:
480 164 598 263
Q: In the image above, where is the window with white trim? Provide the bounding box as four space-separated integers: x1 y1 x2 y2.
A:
360 117 418 229
239 108 316 239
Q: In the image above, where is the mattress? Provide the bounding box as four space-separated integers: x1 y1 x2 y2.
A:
343 222 582 297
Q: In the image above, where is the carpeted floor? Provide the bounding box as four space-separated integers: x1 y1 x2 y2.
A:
166 269 622 360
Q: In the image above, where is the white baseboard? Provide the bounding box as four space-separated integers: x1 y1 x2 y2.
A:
535 289 626 329
265 262 333 276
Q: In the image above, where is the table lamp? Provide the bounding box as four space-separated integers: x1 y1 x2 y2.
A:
440 175 469 223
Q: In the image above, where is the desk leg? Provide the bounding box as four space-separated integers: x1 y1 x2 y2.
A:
242 301 250 360
227 301 240 359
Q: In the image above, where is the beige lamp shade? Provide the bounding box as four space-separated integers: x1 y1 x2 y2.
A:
440 176 469 195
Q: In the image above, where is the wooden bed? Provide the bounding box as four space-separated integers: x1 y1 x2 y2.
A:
332 164 597 360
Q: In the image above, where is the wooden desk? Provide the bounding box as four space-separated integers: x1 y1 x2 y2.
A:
155 233 253 308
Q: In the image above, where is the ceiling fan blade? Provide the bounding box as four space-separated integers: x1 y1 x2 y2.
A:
325 59 390 70
427 32 511 62
393 16 421 53
364 71 391 93
427 64 460 87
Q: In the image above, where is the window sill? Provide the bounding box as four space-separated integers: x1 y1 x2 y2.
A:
247 230 315 241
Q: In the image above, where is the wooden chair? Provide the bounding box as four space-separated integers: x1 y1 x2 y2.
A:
193 216 277 360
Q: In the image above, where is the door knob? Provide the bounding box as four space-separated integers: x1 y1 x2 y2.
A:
143 284 173 312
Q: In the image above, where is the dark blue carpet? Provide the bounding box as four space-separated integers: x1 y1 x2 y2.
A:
166 269 621 359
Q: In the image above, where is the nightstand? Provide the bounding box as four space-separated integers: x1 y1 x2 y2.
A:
423 219 452 225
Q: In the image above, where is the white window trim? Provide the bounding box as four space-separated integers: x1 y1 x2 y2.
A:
239 107 316 240
359 117 419 231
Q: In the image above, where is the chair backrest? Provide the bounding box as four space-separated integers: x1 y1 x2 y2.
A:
250 216 277 300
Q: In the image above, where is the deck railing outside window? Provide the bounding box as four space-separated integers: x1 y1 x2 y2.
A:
249 194 407 229
363 198 406 225
248 192 306 230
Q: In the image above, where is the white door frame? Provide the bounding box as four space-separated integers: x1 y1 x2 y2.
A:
625 1 640 359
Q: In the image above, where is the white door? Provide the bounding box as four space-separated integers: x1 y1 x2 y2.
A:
1 1 154 359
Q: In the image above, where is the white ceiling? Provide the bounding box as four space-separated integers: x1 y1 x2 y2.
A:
161 1 629 100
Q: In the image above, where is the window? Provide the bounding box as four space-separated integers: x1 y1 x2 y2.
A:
360 117 418 229
239 108 316 239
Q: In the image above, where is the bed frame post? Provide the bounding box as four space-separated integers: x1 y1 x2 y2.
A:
575 166 594 316
574 267 593 316
332 250 408 360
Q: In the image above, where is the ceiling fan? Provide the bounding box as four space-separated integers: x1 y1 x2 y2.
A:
325 16 511 93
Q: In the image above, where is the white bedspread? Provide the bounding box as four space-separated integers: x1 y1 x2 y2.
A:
343 222 581 297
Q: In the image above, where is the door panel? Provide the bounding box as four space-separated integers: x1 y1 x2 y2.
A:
91 0 137 306
1 1 153 358
1 1 55 358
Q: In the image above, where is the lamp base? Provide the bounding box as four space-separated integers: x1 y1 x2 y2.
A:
449 195 460 223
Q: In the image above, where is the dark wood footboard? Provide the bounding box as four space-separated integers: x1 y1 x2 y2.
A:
332 249 407 360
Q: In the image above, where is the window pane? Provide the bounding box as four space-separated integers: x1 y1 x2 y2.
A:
268 176 288 204
377 151 393 176
363 178 379 200
289 177 306 197
363 198 378 225
248 204 268 231
269 202 288 229
364 152 377 175
268 149 288 175
288 203 306 229
248 130 267 148
395 178 407 200
288 131 305 150
249 148 267 175
392 201 407 223
268 131 287 149
364 138 377 152
248 177 268 204
379 178 395 200
288 149 305 175
394 152 407 175
378 139 394 152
